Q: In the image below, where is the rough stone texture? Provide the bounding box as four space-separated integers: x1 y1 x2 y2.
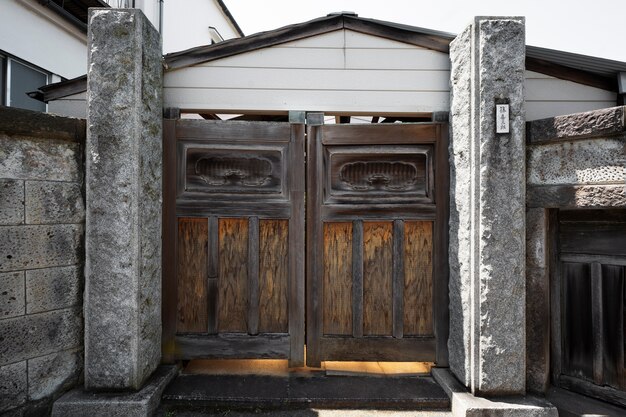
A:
432 368 557 417
0 106 86 142
25 181 85 225
28 349 83 401
447 24 473 387
26 266 82 314
85 8 163 390
0 308 82 365
51 366 177 417
0 105 85 415
527 137 625 186
0 361 28 412
0 135 82 182
527 106 626 144
0 224 82 272
0 271 25 319
525 208 550 394
526 266 550 394
0 179 24 225
528 184 626 208
449 17 526 395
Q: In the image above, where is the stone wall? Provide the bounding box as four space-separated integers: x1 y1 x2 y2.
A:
0 106 85 415
525 106 626 393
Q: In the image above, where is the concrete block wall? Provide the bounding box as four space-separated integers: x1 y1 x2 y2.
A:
0 106 85 415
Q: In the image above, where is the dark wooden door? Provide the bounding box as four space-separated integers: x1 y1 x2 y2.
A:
552 209 626 407
305 116 449 367
162 118 305 367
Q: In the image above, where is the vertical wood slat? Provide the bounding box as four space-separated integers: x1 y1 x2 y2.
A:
207 216 218 334
600 264 625 389
322 222 353 335
248 217 260 335
591 262 604 385
162 118 178 361
177 218 208 333
352 219 364 338
363 221 393 336
208 217 219 278
404 221 433 335
259 219 289 333
433 124 450 366
306 116 324 367
392 220 404 339
207 216 219 334
218 218 249 333
288 121 305 367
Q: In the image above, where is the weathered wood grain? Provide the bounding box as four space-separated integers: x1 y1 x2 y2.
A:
207 216 219 333
174 333 290 360
363 221 393 336
404 221 433 336
323 222 353 336
218 218 249 332
177 218 208 333
248 217 260 335
259 219 289 333
319 336 436 362
352 220 364 338
392 220 405 339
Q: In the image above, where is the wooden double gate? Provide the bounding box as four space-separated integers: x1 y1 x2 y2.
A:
162 114 449 368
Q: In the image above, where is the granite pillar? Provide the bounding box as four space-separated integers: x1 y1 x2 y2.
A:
84 8 162 391
448 17 527 396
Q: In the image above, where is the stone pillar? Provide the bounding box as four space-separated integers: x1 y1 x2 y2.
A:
448 17 526 396
85 8 162 391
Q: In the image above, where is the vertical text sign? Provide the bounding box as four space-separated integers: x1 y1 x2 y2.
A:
496 104 510 134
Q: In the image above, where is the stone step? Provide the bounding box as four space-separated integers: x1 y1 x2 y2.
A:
160 374 450 412
156 408 452 417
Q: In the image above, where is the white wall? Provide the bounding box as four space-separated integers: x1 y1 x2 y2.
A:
164 29 451 114
163 0 240 54
525 71 617 121
0 0 87 78
48 92 87 118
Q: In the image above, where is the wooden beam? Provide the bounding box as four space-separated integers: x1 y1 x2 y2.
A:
352 220 364 338
343 16 450 53
165 15 344 70
248 217 260 336
526 57 618 92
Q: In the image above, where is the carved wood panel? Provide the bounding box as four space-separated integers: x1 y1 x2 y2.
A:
324 145 433 204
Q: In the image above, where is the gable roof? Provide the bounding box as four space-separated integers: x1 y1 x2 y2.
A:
164 13 625 92
33 13 626 101
163 13 454 70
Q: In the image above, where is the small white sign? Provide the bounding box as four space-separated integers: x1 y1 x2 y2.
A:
496 104 510 134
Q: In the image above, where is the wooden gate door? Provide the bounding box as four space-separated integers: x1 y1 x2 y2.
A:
551 209 626 407
162 117 305 367
306 116 449 367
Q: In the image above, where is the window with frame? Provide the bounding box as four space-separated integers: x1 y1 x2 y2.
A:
0 52 50 112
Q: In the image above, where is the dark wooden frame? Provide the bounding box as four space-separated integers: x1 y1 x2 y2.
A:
305 114 449 367
550 208 626 408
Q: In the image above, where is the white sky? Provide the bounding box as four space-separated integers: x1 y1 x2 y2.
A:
224 0 626 63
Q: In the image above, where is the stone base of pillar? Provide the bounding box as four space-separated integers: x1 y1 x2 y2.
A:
432 368 557 417
51 366 177 417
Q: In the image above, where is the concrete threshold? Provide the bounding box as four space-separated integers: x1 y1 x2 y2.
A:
431 368 557 417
